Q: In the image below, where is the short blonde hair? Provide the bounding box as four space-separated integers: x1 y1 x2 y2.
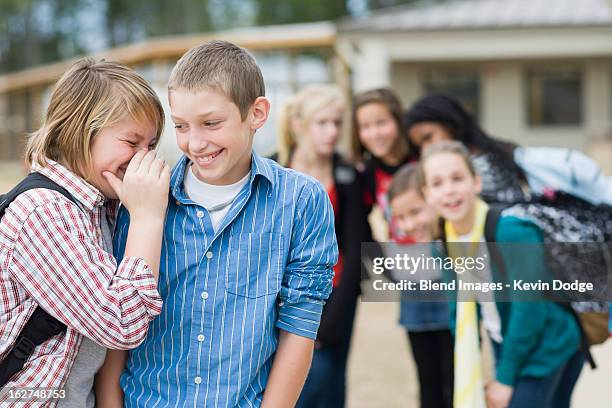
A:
277 84 345 166
168 40 265 120
26 58 164 178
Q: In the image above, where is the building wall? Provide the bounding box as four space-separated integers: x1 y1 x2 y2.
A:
481 62 524 143
390 63 421 107
389 59 612 164
584 59 612 137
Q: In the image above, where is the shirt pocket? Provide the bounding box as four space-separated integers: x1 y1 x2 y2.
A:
225 232 284 298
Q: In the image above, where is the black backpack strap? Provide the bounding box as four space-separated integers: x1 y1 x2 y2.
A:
0 172 75 387
559 304 597 369
0 172 75 216
483 205 508 282
484 205 504 244
0 309 67 386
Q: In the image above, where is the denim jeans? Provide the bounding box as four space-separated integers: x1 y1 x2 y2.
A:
549 351 584 408
502 349 584 408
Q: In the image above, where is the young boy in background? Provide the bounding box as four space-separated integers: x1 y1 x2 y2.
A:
388 163 453 408
98 40 337 408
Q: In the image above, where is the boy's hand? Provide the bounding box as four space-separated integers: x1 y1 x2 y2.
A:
104 149 170 220
485 380 513 408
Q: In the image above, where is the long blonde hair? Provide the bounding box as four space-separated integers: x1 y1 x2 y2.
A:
26 58 165 179
277 84 345 167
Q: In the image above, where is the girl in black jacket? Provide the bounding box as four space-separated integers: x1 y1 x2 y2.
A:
274 84 371 408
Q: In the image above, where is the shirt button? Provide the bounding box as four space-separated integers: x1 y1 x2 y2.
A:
206 251 213 259
197 334 205 342
194 376 202 385
197 210 204 218
201 291 209 300
175 200 181 206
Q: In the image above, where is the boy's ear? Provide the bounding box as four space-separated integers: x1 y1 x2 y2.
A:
250 96 270 131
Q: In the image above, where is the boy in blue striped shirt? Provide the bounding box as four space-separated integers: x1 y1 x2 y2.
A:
97 40 338 408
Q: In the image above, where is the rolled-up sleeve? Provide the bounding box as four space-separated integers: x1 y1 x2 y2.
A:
9 200 162 350
276 181 338 339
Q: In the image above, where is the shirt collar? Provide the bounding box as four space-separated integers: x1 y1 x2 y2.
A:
31 159 105 210
170 151 275 202
251 150 275 187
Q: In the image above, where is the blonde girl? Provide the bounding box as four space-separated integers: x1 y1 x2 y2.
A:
0 58 169 407
276 84 370 408
420 141 582 408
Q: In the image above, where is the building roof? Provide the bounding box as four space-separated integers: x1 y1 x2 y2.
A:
339 0 612 32
0 21 336 94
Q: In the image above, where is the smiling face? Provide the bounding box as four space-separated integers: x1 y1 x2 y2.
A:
356 102 403 162
390 189 436 243
170 88 267 185
408 121 453 152
422 152 481 225
88 116 157 199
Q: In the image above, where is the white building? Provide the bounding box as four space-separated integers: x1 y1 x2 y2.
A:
337 0 612 169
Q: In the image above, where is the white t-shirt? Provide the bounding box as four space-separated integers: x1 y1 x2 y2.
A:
457 233 503 344
184 166 250 232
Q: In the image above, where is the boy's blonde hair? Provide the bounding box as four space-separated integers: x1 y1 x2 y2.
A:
419 141 477 185
26 58 164 178
277 84 345 166
168 40 265 120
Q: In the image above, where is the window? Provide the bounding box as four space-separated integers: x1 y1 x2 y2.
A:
423 68 480 119
526 67 582 126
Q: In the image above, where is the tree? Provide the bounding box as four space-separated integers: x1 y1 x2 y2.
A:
0 0 87 73
368 0 437 11
254 0 348 25
104 0 212 47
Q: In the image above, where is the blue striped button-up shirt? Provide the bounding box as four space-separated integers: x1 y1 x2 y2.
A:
113 152 337 407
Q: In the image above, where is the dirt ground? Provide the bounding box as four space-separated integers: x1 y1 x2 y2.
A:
347 300 612 407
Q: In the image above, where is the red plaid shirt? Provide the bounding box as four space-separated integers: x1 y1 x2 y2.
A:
0 160 162 406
